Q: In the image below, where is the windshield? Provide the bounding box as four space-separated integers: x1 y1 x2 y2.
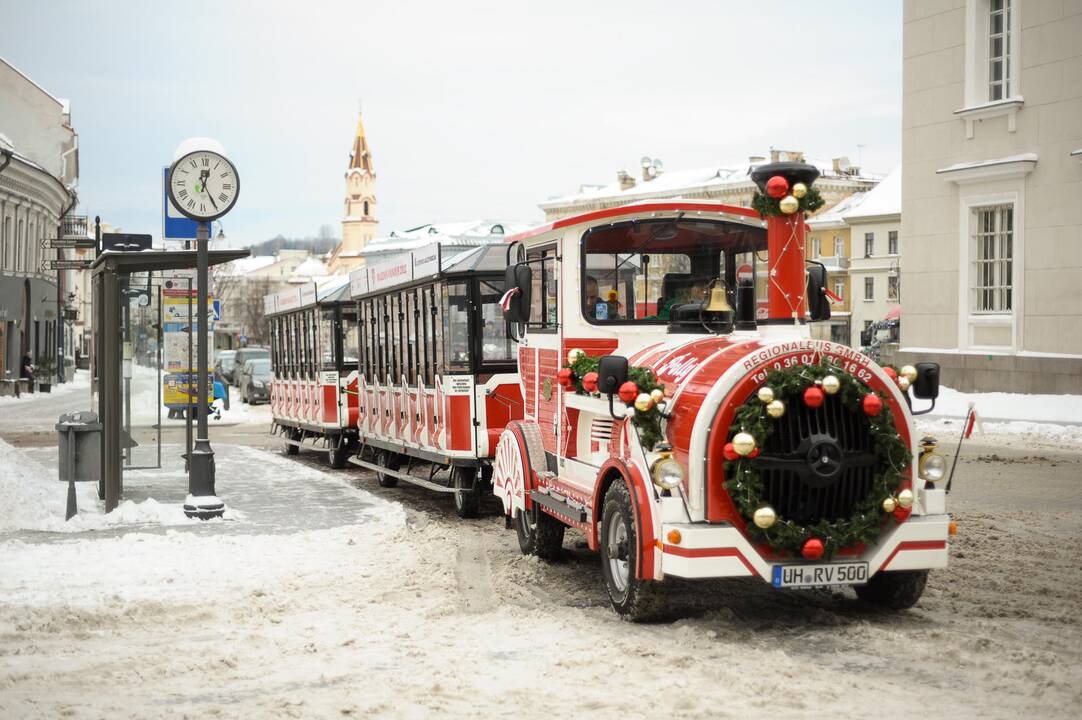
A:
580 218 767 325
250 359 271 378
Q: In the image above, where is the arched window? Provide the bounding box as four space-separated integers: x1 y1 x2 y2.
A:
363 200 369 216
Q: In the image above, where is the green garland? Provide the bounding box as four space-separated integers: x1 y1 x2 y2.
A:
751 185 825 217
723 359 910 559
565 354 667 450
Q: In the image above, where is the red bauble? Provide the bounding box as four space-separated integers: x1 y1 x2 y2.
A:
862 393 883 417
582 371 599 393
883 366 897 382
801 537 825 561
893 506 912 523
766 175 789 199
803 386 825 409
748 447 761 459
618 381 639 404
723 442 739 461
557 368 575 388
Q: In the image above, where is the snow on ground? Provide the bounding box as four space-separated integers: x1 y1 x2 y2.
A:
914 384 1082 446
0 369 90 405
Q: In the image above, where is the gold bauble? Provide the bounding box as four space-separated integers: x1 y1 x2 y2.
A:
897 488 914 509
650 388 665 404
757 386 775 404
779 195 799 215
766 399 786 418
566 348 585 365
882 496 897 513
898 376 911 392
753 506 777 529
634 393 655 412
732 432 756 456
900 365 918 383
791 182 808 199
821 375 841 395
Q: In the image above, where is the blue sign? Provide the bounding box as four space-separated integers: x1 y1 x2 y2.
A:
162 166 202 241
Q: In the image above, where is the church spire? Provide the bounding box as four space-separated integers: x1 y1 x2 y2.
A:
349 110 374 174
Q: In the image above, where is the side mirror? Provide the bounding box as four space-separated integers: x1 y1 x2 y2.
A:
806 265 831 322
912 362 940 400
596 355 628 395
502 264 532 323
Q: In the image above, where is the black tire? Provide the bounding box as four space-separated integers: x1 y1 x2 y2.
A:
285 429 300 456
600 481 666 622
327 437 351 469
515 505 565 560
375 450 400 488
452 466 480 519
855 570 928 610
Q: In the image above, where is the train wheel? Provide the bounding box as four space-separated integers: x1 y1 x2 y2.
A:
855 570 928 610
600 481 664 622
327 437 351 469
375 450 400 488
452 466 480 519
515 505 565 560
285 429 300 456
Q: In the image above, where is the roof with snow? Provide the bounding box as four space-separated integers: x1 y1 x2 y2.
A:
218 255 278 277
807 192 868 229
843 167 900 221
289 256 328 281
359 220 534 259
540 155 883 211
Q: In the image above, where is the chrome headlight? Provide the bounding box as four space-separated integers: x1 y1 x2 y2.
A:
919 451 947 482
651 456 685 490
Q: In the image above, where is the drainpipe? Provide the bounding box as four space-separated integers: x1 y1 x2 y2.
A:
1 150 12 378
55 189 77 385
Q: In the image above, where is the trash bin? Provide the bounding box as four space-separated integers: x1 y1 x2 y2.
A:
56 411 102 485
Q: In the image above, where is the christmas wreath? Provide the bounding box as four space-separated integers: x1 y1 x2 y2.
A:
751 173 825 218
723 359 912 560
560 351 667 451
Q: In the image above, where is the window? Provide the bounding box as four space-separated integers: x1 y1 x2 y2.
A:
479 278 515 364
888 230 898 255
527 246 558 331
444 282 470 369
580 218 767 325
834 235 846 258
363 200 370 216
888 275 900 301
989 0 1012 101
971 204 1013 313
833 278 845 301
809 237 820 258
864 233 874 258
320 308 337 370
864 277 874 301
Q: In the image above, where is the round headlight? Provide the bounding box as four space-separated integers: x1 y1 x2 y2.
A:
652 457 685 490
919 451 947 482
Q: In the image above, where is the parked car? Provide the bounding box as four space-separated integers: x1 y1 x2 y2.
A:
239 358 272 404
230 347 269 387
214 350 237 383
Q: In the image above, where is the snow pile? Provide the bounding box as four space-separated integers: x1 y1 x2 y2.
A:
926 385 1082 425
0 369 90 404
0 437 99 533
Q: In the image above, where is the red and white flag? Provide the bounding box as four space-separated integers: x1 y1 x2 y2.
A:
499 286 520 312
963 402 982 438
823 287 843 305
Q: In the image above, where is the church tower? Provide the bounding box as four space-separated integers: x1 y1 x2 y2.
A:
331 111 378 274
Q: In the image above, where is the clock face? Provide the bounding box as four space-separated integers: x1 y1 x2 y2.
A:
168 150 240 221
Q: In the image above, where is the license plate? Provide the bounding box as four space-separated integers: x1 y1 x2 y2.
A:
772 561 868 588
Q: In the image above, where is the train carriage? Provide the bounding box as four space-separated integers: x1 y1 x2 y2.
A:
493 162 951 620
266 276 361 467
347 242 523 517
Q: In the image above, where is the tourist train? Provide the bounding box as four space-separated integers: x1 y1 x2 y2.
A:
267 162 952 620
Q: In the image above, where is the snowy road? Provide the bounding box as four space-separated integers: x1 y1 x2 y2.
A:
1 378 1080 718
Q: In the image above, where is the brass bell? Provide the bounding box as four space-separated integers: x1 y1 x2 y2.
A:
704 285 733 314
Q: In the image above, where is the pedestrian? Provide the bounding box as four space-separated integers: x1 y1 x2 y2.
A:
20 353 34 394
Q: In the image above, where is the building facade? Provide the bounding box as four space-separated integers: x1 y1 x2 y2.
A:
328 113 378 276
899 0 1082 392
844 169 902 350
0 57 80 386
806 192 863 345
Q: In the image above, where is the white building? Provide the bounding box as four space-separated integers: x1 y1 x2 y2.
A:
899 0 1082 393
358 220 533 265
845 169 902 349
0 57 80 386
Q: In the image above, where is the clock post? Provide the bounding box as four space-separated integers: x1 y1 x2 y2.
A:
167 138 240 520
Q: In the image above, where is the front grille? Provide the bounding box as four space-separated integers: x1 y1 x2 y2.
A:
756 395 876 524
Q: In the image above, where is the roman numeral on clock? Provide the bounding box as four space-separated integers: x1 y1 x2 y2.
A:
186 199 195 209
219 193 229 203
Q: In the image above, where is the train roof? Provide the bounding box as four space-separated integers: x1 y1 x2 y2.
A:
263 275 352 317
349 242 507 299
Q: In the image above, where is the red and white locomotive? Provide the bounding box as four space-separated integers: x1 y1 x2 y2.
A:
493 162 951 619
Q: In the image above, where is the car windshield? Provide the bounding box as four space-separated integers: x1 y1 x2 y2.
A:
249 359 271 378
580 218 767 325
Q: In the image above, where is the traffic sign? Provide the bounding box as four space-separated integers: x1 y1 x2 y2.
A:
162 166 202 241
49 238 97 250
102 233 152 252
50 259 92 270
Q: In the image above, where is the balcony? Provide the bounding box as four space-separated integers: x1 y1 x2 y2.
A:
61 214 89 239
816 254 850 272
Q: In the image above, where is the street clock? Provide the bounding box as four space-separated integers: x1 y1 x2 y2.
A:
167 149 240 222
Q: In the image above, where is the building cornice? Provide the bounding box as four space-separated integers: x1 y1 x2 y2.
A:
935 153 1038 185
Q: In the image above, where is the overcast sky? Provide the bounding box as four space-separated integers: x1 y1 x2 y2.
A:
3 0 901 245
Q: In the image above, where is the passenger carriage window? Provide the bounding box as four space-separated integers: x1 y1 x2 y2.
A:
431 287 444 380
444 282 470 370
378 296 389 383
320 308 336 370
526 245 558 332
580 219 766 324
478 278 515 364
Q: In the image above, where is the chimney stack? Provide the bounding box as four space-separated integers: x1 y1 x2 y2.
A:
617 170 636 190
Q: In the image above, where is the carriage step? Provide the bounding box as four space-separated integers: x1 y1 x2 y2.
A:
530 489 589 524
347 456 456 493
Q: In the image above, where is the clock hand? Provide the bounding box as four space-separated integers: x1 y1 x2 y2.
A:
199 170 219 211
